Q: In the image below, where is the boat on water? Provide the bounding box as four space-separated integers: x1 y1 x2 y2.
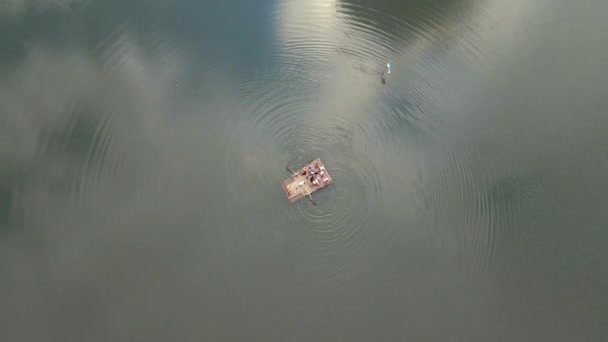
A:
281 158 332 203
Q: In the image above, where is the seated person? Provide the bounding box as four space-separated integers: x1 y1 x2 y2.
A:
314 162 325 175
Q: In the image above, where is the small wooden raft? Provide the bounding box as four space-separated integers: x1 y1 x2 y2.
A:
281 158 332 203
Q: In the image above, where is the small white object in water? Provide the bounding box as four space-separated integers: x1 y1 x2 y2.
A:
387 62 391 74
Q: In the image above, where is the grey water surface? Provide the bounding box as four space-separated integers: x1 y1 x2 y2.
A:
1 0 607 340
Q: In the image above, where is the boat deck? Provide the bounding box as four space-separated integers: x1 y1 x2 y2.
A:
281 158 332 203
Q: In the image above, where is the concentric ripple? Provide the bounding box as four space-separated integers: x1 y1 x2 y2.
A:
422 134 516 293
8 0 518 295
213 0 512 291
221 72 314 198
287 152 384 288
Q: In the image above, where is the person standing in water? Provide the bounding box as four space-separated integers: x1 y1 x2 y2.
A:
382 61 391 84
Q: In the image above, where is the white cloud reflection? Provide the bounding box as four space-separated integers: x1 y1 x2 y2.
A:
0 0 90 15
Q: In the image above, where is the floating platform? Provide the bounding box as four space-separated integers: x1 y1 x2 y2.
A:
281 158 332 203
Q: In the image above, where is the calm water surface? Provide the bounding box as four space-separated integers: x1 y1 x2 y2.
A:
1 0 607 340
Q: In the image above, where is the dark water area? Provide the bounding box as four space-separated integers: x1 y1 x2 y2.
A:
1 0 607 340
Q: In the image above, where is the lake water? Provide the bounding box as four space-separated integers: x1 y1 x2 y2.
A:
1 0 607 340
